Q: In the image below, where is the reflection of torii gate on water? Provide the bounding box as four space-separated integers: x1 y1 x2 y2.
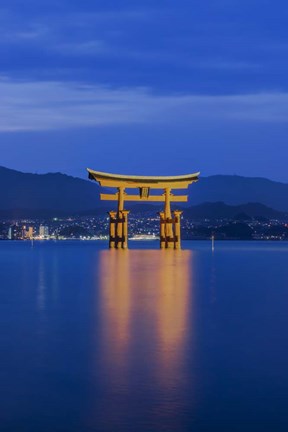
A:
87 169 200 249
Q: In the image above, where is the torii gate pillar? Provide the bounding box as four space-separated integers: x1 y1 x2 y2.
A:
109 187 130 249
109 210 130 249
159 188 183 249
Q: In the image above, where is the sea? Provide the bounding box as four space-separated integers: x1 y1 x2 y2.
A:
1 240 288 432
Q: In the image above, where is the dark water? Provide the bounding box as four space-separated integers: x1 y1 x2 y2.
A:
1 240 288 432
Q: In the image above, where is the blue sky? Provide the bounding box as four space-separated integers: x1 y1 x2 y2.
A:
1 0 288 180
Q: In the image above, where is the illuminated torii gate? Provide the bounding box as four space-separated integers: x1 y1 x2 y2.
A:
87 169 200 249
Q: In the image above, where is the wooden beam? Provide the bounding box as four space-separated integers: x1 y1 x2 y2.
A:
97 179 194 189
100 193 188 202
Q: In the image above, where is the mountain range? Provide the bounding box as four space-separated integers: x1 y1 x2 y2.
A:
189 175 288 211
0 166 288 218
0 166 101 217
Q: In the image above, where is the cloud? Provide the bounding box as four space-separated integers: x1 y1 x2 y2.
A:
194 60 260 70
0 78 288 132
0 12 49 44
53 40 107 55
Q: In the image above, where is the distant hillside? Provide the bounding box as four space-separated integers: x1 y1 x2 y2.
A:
189 175 288 211
76 201 286 221
184 202 286 220
1 166 288 217
0 166 102 217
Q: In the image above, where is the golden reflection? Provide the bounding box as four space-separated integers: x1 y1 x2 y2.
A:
99 250 132 358
154 251 191 388
97 249 194 386
90 249 195 429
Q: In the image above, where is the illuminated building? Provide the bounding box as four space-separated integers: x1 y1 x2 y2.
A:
39 225 49 237
8 224 22 240
25 226 34 239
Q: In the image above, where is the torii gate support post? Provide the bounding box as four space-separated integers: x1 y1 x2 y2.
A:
159 191 183 249
109 187 130 249
109 211 117 249
122 210 129 249
173 210 183 250
164 188 175 249
159 211 166 249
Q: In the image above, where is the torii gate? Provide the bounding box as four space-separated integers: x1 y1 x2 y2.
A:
87 169 200 249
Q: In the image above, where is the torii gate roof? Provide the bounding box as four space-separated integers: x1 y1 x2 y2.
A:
87 169 200 189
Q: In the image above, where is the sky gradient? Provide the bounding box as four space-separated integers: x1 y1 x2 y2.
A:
1 0 288 180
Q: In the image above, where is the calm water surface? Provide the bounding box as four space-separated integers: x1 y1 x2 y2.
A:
1 241 288 432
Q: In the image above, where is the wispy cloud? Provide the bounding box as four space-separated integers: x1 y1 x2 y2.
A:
0 17 49 44
0 7 151 41
195 60 260 70
0 78 288 132
53 40 107 56
71 9 152 25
